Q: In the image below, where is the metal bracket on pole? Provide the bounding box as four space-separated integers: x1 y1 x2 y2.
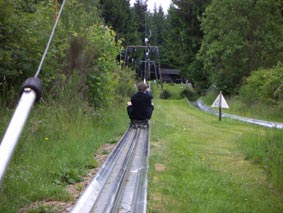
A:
0 77 42 186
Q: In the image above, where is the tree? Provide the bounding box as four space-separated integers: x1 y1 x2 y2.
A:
0 0 124 108
146 6 167 66
133 0 148 45
149 6 165 46
0 0 55 106
239 66 283 104
197 0 283 94
163 0 209 71
99 0 139 45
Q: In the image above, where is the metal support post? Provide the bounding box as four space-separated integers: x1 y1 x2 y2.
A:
0 77 42 187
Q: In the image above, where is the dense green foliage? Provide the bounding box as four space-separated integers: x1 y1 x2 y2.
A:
0 0 134 109
147 6 167 65
99 0 140 45
163 0 209 70
148 6 165 48
240 66 283 104
0 0 55 105
2 0 283 104
197 0 283 94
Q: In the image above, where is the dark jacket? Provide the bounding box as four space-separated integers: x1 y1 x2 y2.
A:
127 91 154 120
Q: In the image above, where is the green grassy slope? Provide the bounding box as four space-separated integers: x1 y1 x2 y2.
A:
148 97 283 212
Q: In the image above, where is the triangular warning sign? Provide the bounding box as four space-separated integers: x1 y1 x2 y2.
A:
211 94 229 108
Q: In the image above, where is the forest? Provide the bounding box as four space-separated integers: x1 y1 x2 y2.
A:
1 0 283 108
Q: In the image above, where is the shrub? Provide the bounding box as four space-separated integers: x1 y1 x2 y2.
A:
160 89 171 99
180 88 199 102
84 25 121 109
115 67 136 98
239 66 283 105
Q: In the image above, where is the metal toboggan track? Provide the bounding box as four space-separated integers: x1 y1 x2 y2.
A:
71 125 150 213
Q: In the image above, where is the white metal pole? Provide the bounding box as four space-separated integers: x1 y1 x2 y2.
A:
0 88 37 186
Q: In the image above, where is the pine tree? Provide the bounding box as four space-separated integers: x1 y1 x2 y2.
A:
99 0 139 44
163 0 209 70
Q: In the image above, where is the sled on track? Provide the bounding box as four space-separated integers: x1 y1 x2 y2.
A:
130 119 149 129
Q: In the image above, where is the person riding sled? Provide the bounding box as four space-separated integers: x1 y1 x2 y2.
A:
127 82 154 126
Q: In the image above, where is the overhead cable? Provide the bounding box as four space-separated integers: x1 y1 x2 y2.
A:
34 0 66 78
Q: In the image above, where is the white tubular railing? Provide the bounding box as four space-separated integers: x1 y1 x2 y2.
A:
0 89 36 186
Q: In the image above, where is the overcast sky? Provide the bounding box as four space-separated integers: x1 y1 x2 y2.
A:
130 0 172 13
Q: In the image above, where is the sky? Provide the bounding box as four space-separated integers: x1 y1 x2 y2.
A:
130 0 172 13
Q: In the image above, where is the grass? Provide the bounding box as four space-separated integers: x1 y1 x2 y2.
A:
0 98 129 212
148 84 283 212
238 129 283 189
159 82 185 100
225 97 283 122
1 82 283 212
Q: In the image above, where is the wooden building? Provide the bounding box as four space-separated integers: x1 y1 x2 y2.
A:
160 69 181 83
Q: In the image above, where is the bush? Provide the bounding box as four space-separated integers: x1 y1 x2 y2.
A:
160 89 171 99
115 67 136 98
180 88 199 102
239 66 283 105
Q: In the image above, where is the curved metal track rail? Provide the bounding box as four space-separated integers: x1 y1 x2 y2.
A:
193 100 283 129
71 126 150 213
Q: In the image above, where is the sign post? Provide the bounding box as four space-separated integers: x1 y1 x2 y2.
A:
211 91 229 121
219 91 222 121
